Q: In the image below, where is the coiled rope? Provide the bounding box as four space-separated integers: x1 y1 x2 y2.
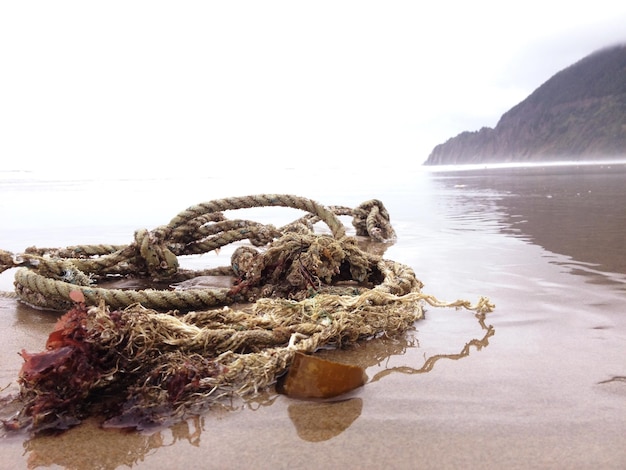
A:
0 194 494 431
0 194 398 311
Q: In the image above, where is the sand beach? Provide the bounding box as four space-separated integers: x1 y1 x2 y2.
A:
1 164 625 469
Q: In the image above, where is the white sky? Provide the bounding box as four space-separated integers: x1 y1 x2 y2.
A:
1 1 626 177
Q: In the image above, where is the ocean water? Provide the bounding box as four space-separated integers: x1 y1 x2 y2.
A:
1 162 625 469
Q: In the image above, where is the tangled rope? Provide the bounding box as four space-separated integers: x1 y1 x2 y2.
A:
0 194 494 432
0 195 399 311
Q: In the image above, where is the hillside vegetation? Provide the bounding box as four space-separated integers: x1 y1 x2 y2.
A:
424 44 626 165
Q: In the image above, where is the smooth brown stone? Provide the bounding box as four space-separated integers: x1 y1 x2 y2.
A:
277 352 367 399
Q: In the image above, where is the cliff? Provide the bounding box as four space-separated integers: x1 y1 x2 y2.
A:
424 44 626 165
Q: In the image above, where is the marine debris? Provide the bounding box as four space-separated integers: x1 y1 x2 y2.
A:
0 194 494 432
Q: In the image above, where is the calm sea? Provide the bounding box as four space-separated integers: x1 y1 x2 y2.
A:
1 162 625 468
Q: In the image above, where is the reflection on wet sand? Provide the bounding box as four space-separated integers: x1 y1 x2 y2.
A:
597 376 626 385
285 310 494 442
287 398 363 442
370 312 494 382
433 164 626 278
23 416 202 470
14 309 495 465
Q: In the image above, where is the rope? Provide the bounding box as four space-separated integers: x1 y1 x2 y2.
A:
0 193 495 432
1 195 393 311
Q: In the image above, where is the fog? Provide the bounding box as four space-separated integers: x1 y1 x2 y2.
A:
1 1 625 178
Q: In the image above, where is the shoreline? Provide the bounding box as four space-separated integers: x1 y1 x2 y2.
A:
422 157 626 172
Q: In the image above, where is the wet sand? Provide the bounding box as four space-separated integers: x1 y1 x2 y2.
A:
1 164 625 469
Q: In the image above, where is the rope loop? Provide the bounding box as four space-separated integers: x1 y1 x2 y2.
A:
5 195 401 311
352 199 397 241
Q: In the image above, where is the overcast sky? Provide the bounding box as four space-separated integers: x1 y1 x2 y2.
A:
1 1 626 177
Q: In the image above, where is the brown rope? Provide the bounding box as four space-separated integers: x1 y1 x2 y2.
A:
3 194 398 311
0 193 495 433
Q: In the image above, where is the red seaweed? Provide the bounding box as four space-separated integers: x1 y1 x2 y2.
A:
16 306 106 430
6 304 223 433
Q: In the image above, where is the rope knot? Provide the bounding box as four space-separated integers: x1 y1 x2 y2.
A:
230 232 378 300
352 199 396 242
134 228 179 278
